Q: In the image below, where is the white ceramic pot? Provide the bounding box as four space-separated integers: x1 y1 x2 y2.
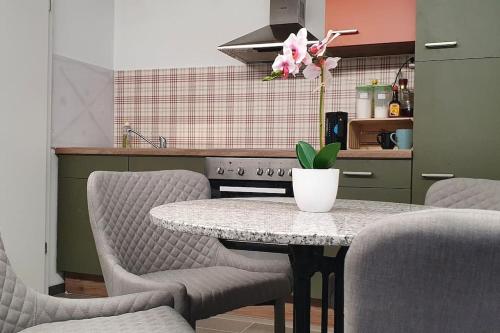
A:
292 168 339 213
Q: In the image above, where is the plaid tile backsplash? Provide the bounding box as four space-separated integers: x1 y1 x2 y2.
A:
114 55 414 149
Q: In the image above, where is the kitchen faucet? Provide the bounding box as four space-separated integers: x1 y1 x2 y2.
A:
124 124 167 149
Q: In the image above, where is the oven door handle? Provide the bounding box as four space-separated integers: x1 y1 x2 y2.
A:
219 186 287 194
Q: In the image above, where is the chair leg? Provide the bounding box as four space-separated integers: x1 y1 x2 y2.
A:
274 297 286 333
189 318 196 330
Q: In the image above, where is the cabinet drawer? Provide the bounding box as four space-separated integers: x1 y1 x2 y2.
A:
128 157 205 173
57 178 101 275
416 0 500 60
59 155 128 179
338 187 411 204
336 159 411 189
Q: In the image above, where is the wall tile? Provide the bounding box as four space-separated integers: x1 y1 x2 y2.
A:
114 55 414 149
52 55 114 147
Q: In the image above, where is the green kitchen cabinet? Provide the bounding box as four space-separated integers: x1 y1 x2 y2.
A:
416 0 500 61
412 58 500 203
58 155 128 275
59 155 128 179
57 178 101 275
129 157 205 173
338 187 411 204
336 160 411 189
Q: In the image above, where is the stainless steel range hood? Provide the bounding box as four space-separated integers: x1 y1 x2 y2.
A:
217 0 319 64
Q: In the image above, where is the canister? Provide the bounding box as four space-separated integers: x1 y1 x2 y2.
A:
373 85 392 118
355 85 373 118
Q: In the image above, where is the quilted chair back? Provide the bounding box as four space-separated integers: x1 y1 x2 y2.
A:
0 235 36 333
87 170 219 276
425 178 500 210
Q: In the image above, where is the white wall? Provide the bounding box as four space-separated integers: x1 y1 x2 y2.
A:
50 0 115 287
53 0 114 69
0 0 50 292
114 0 325 70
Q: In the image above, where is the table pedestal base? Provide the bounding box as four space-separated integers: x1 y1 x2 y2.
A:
289 245 349 333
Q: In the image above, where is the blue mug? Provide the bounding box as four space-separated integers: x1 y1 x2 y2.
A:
390 129 413 149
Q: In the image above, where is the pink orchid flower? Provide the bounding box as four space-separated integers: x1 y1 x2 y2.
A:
303 57 341 83
309 30 341 57
283 28 310 65
272 48 297 78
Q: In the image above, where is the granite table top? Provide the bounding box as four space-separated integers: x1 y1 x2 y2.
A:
150 197 433 246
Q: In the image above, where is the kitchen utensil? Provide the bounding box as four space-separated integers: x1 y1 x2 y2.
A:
376 131 396 149
390 129 413 149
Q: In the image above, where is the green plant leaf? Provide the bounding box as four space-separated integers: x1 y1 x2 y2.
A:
263 70 282 81
295 141 316 169
313 142 341 169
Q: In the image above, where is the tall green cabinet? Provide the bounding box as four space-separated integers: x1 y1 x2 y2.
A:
412 0 500 203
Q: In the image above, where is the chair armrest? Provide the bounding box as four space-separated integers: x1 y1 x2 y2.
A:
33 290 172 326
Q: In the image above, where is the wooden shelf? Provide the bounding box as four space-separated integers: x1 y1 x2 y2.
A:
348 118 413 150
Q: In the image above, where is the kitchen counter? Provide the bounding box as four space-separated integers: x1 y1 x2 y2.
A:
54 147 412 159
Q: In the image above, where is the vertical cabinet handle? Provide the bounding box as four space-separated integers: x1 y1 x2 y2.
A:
421 173 455 179
424 41 458 49
342 171 373 177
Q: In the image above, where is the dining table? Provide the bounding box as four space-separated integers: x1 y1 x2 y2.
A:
150 197 430 333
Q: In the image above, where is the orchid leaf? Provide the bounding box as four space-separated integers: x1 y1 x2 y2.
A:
313 142 341 169
296 141 316 169
263 70 282 81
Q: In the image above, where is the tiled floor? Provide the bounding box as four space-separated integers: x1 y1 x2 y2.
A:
196 314 323 333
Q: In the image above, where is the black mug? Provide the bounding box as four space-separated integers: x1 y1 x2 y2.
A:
377 131 396 149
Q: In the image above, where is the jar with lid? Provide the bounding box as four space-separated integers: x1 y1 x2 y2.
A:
398 78 413 117
373 85 392 118
355 85 373 118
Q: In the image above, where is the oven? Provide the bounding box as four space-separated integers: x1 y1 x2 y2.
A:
205 157 299 198
205 157 299 257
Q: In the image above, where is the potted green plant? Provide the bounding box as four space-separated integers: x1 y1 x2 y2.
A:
264 29 343 212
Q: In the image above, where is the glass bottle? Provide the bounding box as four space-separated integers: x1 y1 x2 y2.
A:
389 85 401 117
122 122 132 148
399 78 413 117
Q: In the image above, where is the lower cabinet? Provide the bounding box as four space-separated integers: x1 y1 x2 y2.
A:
129 156 205 172
57 155 412 283
57 155 206 276
57 178 101 275
336 159 412 204
338 187 411 204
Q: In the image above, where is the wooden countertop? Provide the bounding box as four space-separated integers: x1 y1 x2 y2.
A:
54 147 412 159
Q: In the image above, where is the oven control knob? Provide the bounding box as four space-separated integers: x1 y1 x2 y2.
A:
256 168 264 176
216 167 224 175
288 169 293 177
266 168 274 176
277 168 285 177
237 167 245 176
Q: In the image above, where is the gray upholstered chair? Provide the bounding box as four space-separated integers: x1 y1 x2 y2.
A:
87 170 291 330
0 233 194 333
344 209 500 333
425 177 500 210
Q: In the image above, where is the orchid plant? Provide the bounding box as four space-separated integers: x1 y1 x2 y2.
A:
264 29 343 169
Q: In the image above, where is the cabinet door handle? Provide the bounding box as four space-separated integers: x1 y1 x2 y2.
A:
342 171 373 177
421 173 455 179
329 29 358 35
424 41 458 49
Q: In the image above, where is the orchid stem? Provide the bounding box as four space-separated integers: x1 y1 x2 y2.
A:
319 65 325 149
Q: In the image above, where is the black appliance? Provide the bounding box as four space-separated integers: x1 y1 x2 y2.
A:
325 111 348 149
